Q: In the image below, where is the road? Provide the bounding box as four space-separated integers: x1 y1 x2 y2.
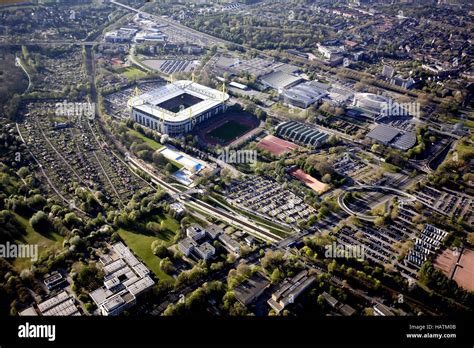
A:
110 0 233 48
337 185 418 221
126 156 284 243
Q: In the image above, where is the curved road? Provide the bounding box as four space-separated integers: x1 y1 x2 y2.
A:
338 185 417 221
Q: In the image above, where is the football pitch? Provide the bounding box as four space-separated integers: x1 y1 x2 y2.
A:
207 120 251 143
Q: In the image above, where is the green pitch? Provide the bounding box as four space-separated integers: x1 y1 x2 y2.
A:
207 120 251 143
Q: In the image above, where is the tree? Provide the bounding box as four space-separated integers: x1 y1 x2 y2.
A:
165 163 174 174
152 151 167 167
29 211 50 232
151 240 170 258
271 268 282 283
328 260 337 273
74 265 103 292
160 257 175 274
322 173 332 184
374 216 386 228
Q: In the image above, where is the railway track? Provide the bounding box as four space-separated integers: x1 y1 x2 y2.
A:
127 156 284 243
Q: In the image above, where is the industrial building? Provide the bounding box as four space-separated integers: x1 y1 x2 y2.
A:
281 81 328 108
129 80 229 136
89 242 155 316
104 27 137 43
366 124 400 145
233 271 270 306
390 75 415 89
392 132 417 151
177 224 223 260
218 233 241 255
276 121 329 147
366 124 416 151
259 70 303 91
267 270 315 314
353 93 392 115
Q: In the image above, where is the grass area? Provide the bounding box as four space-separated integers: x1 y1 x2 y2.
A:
454 141 474 158
122 67 148 80
208 120 251 143
117 214 180 281
12 213 64 272
127 129 164 151
381 162 400 173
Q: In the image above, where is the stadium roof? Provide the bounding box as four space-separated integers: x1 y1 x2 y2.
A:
129 80 229 122
366 124 400 144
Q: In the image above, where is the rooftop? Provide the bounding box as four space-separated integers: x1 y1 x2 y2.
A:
366 124 400 144
129 81 229 122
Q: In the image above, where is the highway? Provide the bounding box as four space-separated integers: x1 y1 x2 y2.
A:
109 0 233 48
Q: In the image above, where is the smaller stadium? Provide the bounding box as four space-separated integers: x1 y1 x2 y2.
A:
129 80 229 136
194 110 260 146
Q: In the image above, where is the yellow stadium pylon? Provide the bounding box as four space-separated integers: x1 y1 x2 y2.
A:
192 71 195 83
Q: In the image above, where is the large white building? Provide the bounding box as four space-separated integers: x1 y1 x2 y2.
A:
129 80 229 136
353 93 391 115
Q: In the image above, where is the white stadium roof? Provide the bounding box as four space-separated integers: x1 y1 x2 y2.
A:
129 80 229 122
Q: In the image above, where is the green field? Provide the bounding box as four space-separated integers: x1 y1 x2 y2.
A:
117 214 180 281
12 214 64 271
127 129 164 151
208 120 251 143
122 67 147 80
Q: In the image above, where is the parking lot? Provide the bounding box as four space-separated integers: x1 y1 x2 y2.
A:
226 175 316 225
405 224 448 271
142 59 199 75
414 185 473 224
104 80 165 119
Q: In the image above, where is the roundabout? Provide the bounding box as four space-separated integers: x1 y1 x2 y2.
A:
337 185 417 222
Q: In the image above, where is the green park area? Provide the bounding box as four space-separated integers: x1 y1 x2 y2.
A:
127 128 164 151
12 213 64 272
121 67 148 81
118 213 180 281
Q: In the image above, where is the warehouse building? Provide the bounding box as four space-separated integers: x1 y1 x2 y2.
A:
276 121 329 147
366 124 416 151
259 70 303 92
281 81 328 108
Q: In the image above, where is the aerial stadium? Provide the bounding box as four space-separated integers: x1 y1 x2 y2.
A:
129 80 229 136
